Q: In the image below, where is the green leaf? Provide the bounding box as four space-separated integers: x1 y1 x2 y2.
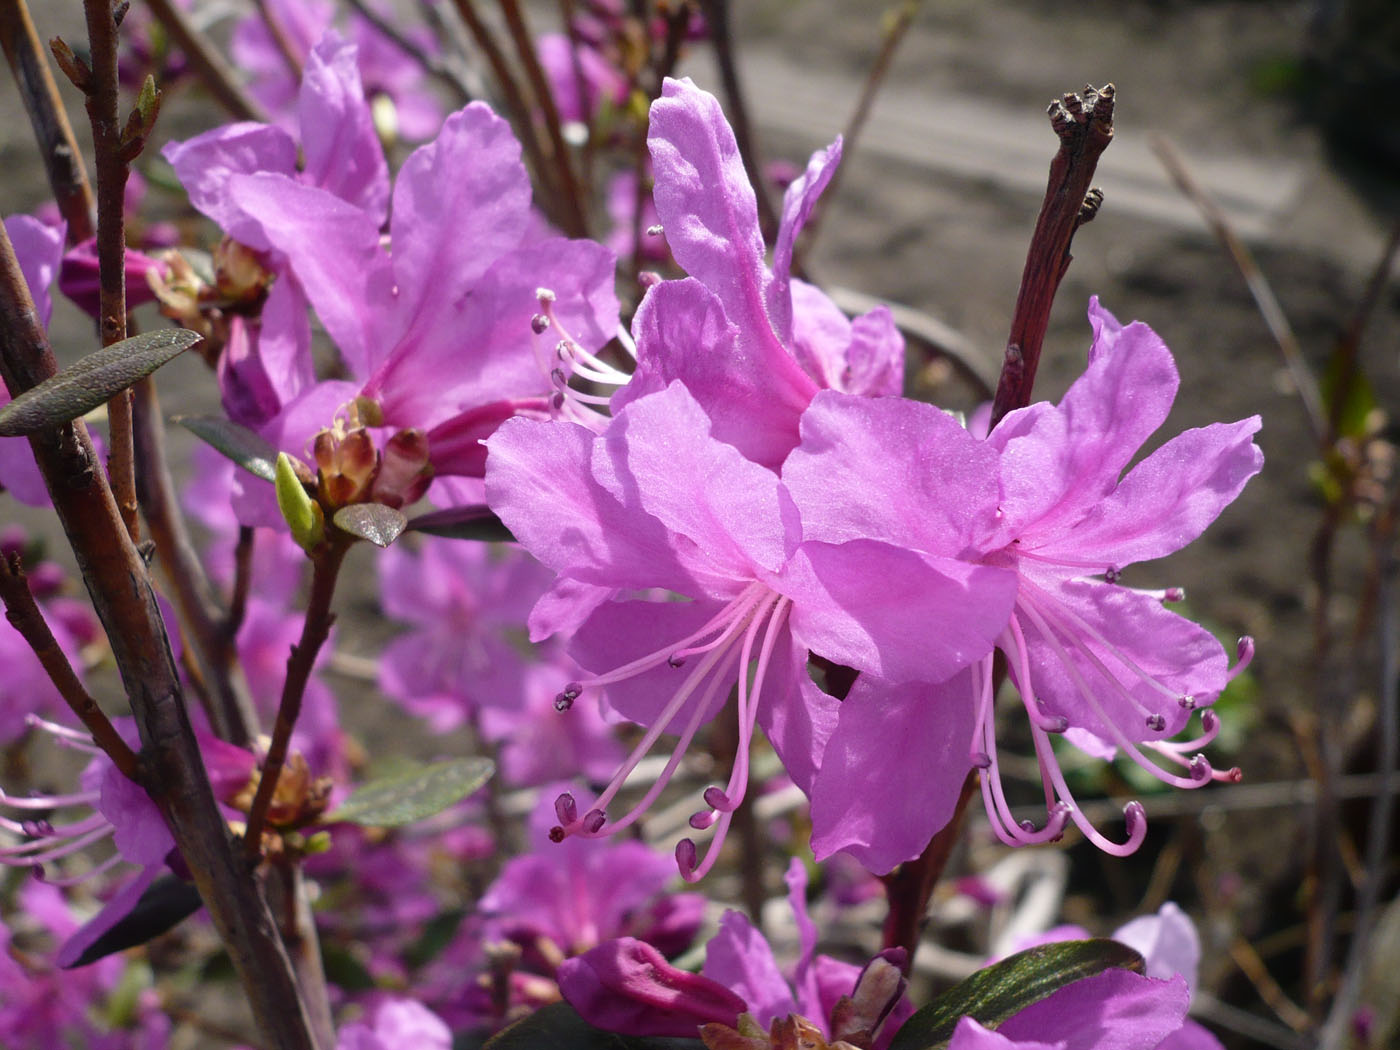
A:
887 939 1145 1050
175 415 282 482
333 503 407 547
325 757 494 828
321 943 377 992
404 505 514 542
1319 348 1377 441
0 329 201 436
484 1002 705 1050
275 452 323 553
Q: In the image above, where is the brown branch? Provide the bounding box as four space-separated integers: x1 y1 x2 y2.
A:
81 0 140 544
144 0 270 123
0 215 318 1050
0 552 139 780
793 1 920 272
451 0 560 221
880 770 976 971
697 0 778 243
0 0 95 242
243 537 349 857
988 84 1115 431
132 376 258 745
227 524 255 642
1151 134 1327 443
249 0 303 83
497 0 588 237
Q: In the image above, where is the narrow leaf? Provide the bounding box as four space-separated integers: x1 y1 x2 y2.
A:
0 329 201 436
174 415 281 482
404 505 515 542
886 939 1145 1050
325 757 494 828
333 503 407 547
63 875 202 969
485 1002 705 1050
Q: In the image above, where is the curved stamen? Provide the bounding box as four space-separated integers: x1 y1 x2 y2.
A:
1003 618 1069 733
26 715 103 753
1227 636 1255 681
40 850 124 886
0 821 114 866
1032 727 1148 857
0 787 101 811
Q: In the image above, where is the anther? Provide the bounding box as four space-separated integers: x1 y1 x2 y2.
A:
1188 754 1212 783
702 786 732 812
550 366 567 388
582 809 606 834
1200 710 1219 733
667 653 686 668
1164 587 1185 602
689 811 716 830
970 751 991 769
554 793 577 827
646 224 664 236
1178 694 1196 710
1105 566 1121 584
1123 800 1146 836
1145 713 1166 733
531 313 550 334
675 838 698 878
554 684 580 712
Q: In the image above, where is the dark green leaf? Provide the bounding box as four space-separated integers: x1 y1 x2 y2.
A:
0 329 201 436
485 1002 706 1050
175 415 282 482
333 503 407 547
405 908 467 969
321 942 377 991
325 757 494 828
887 939 1144 1050
63 874 203 968
405 505 514 542
1320 349 1377 441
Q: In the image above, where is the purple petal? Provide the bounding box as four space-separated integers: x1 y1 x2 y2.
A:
784 539 1015 685
809 673 975 874
785 390 1003 554
996 971 1191 1050
754 629 839 795
98 764 175 865
948 1018 1053 1050
163 124 299 247
1113 903 1201 991
620 277 816 469
388 103 531 333
702 910 795 1025
228 172 389 377
298 33 390 223
1042 418 1264 568
844 304 904 397
648 78 775 355
5 213 64 328
769 139 842 341
560 938 745 1038
1014 579 1227 742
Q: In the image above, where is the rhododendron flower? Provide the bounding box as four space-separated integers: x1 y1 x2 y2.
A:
487 380 1013 878
335 998 451 1050
615 77 904 469
560 859 911 1047
785 299 1262 872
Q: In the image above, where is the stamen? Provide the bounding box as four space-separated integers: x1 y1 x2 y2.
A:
1227 636 1255 681
555 684 581 711
1146 713 1167 732
689 811 716 830
554 793 577 828
581 810 606 834
1034 727 1148 857
531 313 550 334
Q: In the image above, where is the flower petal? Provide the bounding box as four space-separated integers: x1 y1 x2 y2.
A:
297 33 390 224
163 124 299 248
769 139 842 340
809 673 975 874
703 910 796 1026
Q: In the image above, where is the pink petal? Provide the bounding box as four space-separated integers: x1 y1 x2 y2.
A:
702 910 796 1025
297 33 390 224
809 673 976 874
769 138 842 341
163 124 299 248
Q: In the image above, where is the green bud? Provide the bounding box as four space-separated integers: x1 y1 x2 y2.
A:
275 452 323 553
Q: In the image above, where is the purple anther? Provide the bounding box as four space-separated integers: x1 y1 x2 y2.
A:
1236 636 1255 662
969 751 992 769
646 224 664 236
1038 713 1069 734
1145 713 1167 733
531 313 550 334
689 811 716 830
1164 587 1185 602
1123 800 1146 834
1200 710 1219 733
1178 694 1196 710
555 792 578 827
702 786 732 811
1104 565 1121 584
582 809 607 834
1018 819 1036 834
555 683 582 712
548 825 566 843
675 838 698 878
667 653 686 668
550 366 568 387
550 392 565 411
1188 754 1212 783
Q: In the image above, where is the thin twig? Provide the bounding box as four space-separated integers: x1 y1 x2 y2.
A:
1151 134 1327 443
82 0 139 541
0 214 318 1050
450 0 560 220
497 0 588 237
0 0 96 242
0 553 139 779
1326 218 1400 443
697 0 778 242
793 1 921 272
342 0 471 104
243 537 349 858
227 524 255 643
143 0 270 123
989 84 1114 431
